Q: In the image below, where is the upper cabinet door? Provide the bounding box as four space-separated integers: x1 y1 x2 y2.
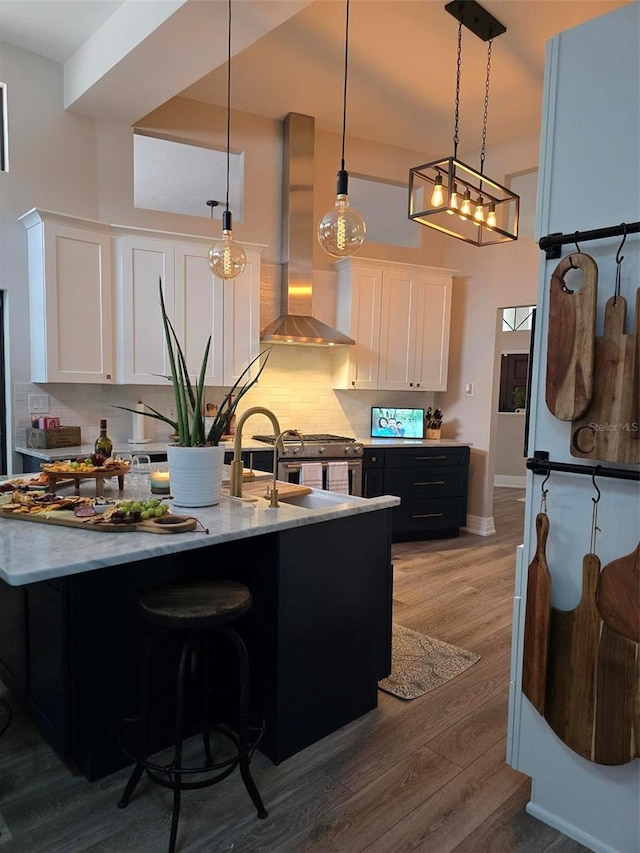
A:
221 252 260 386
377 268 421 390
174 242 224 387
23 215 114 383
335 262 383 389
118 236 176 385
413 272 452 392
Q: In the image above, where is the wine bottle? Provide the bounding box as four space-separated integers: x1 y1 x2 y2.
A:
95 419 113 459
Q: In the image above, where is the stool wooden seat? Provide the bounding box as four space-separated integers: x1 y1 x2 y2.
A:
118 578 267 853
139 579 252 628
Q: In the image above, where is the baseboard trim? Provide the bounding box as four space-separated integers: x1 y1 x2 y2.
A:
525 802 623 853
462 514 496 536
494 475 526 488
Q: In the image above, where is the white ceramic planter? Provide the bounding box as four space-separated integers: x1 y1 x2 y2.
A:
166 444 225 508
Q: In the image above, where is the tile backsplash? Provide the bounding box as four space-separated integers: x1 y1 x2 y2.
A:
14 345 434 449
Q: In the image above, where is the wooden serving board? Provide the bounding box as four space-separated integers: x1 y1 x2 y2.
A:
545 253 597 421
522 513 552 714
0 508 196 534
571 289 640 464
42 465 130 497
544 550 639 764
222 481 313 502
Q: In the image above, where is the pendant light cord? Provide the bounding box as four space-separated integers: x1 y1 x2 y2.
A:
479 38 493 177
225 0 232 213
340 0 350 170
452 16 462 159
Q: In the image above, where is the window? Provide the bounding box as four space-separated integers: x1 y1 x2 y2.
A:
349 175 420 249
502 306 534 332
133 133 244 220
1 82 8 172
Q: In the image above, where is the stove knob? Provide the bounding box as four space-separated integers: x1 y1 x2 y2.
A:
344 445 352 454
292 447 300 455
319 446 326 455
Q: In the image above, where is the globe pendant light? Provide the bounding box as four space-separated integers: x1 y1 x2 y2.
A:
317 0 365 258
208 0 246 280
408 0 519 246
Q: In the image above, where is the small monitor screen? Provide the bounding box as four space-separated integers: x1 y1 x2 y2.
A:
370 407 425 439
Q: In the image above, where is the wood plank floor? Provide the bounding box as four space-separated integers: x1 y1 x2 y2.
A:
0 489 589 852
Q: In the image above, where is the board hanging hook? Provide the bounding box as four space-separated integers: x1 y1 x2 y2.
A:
590 465 602 554
614 223 627 304
540 462 550 514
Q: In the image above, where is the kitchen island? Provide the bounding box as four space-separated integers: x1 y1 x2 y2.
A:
0 479 399 780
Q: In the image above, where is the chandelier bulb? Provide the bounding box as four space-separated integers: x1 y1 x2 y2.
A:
486 202 497 229
447 184 459 216
431 172 444 208
208 210 246 280
317 169 366 258
460 189 472 218
474 197 485 224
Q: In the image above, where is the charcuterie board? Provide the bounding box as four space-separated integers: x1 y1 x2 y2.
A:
0 507 197 534
41 465 129 497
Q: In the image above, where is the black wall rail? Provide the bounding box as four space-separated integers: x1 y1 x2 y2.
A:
527 451 640 483
539 221 639 259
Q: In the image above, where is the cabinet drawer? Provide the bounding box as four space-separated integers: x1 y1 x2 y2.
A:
392 496 467 533
385 447 469 468
363 448 385 469
384 466 468 498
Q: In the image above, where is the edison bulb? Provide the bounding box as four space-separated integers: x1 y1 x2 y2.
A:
460 190 472 218
486 203 497 229
318 169 366 258
317 195 366 258
447 184 459 216
474 198 485 225
430 173 444 208
208 211 246 280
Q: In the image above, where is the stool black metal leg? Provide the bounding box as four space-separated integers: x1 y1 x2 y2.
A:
200 630 214 767
118 628 159 809
167 630 193 853
220 627 268 820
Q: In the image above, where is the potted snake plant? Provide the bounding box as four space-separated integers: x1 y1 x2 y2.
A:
117 279 270 507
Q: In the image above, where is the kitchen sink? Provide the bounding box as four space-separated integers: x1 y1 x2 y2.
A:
277 491 363 510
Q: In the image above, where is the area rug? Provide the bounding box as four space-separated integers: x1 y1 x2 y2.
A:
378 624 481 700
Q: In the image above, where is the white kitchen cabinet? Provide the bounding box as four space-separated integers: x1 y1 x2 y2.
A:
116 233 260 387
19 209 114 383
334 258 453 391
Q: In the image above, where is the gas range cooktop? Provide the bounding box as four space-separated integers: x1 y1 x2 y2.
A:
252 434 363 459
252 433 356 445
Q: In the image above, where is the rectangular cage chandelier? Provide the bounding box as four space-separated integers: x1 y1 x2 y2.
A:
409 1 519 246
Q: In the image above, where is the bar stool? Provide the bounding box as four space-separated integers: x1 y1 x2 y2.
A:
118 578 267 853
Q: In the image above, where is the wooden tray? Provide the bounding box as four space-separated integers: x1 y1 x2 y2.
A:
41 465 129 497
222 481 312 502
0 508 197 534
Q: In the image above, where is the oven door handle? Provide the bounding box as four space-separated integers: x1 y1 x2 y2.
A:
279 460 362 470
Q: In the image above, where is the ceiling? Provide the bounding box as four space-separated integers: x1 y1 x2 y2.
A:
0 0 630 154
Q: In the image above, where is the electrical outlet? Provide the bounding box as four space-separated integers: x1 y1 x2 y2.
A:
28 393 50 413
464 383 474 397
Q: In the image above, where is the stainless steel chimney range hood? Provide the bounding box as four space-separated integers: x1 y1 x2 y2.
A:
260 113 354 347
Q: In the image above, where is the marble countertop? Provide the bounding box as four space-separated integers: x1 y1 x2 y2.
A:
0 475 399 587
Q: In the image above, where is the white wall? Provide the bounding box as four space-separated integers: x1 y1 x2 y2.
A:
510 5 640 852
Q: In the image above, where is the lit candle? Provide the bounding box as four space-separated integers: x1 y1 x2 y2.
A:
150 468 171 494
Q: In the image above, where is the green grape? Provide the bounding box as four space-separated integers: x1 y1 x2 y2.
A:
140 510 151 520
154 507 164 517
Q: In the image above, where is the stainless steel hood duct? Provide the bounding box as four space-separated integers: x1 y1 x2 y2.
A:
260 113 355 346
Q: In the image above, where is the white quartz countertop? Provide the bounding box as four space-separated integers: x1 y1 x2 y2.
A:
0 475 399 587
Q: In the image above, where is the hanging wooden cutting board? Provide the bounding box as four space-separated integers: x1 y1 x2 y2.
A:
522 513 552 714
571 289 640 464
597 542 640 642
544 552 600 759
545 253 597 421
594 622 638 764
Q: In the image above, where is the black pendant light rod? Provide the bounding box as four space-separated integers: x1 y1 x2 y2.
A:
527 452 640 483
340 0 351 171
224 0 232 224
539 221 640 260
